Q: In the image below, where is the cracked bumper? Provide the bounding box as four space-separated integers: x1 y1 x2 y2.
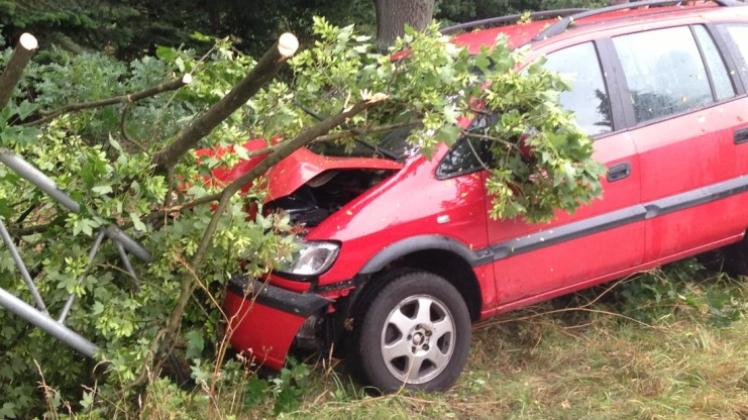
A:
224 275 330 370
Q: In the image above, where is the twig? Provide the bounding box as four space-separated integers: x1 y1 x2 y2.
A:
23 74 193 126
9 220 56 236
474 277 657 331
0 33 38 111
118 103 147 152
463 131 518 149
33 359 60 420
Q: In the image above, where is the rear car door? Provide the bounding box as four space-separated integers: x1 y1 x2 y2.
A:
485 41 644 307
611 24 748 263
718 23 748 177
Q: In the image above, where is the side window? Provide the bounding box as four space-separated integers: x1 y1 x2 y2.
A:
723 24 748 82
436 114 495 179
613 26 714 124
544 43 613 137
436 137 492 179
692 25 736 101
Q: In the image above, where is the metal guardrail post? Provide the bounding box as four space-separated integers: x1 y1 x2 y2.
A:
0 287 97 357
0 148 81 213
0 218 48 313
57 229 107 323
0 148 152 358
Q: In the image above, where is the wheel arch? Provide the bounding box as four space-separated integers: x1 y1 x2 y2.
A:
350 235 484 322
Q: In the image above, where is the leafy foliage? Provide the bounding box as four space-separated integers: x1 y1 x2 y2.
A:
0 15 602 417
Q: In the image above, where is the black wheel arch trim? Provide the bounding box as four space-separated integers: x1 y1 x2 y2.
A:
358 235 490 275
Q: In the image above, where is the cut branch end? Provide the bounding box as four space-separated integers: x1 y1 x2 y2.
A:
278 33 299 58
19 33 39 51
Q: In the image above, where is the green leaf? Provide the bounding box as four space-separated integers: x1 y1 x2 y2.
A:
435 125 461 144
190 31 213 43
185 330 204 359
92 185 113 196
130 212 146 232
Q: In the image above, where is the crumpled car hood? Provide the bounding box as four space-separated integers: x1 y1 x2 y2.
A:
195 138 403 202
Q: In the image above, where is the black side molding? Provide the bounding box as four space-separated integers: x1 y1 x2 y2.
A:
227 275 330 317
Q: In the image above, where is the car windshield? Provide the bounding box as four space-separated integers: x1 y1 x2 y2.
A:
307 125 417 160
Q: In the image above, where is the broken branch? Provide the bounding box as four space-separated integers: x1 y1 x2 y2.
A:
152 33 299 174
23 74 193 126
157 120 416 216
159 120 410 217
0 33 38 111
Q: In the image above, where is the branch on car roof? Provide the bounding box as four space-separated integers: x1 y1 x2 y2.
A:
152 33 300 175
0 33 38 111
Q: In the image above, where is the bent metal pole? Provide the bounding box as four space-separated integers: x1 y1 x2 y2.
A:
0 286 97 357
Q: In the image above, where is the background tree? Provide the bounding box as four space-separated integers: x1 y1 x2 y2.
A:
0 0 608 57
374 0 434 49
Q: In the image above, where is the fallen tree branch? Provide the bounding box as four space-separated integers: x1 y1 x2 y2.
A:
152 33 300 174
22 74 193 126
314 120 420 143
156 95 388 367
0 33 38 111
156 120 420 216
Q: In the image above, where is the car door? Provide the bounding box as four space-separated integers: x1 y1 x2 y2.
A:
612 24 748 263
485 41 645 307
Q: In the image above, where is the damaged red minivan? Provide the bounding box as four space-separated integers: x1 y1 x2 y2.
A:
220 1 748 391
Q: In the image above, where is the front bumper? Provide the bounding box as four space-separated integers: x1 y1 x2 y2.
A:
224 275 330 370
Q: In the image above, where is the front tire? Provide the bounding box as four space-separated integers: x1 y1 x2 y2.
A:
353 271 471 392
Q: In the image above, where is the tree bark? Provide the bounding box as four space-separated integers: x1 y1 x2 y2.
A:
152 33 299 174
374 0 434 50
0 33 38 111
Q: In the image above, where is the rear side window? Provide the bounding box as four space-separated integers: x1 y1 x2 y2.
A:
613 26 713 124
723 24 748 82
544 43 613 137
692 25 736 101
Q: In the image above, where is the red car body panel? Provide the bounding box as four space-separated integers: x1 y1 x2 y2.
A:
197 138 401 201
221 4 748 369
485 132 645 305
224 289 307 370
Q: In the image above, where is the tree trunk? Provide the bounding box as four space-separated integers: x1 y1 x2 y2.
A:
374 0 434 50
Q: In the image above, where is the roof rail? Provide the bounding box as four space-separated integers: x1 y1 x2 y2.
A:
440 8 589 35
533 0 745 42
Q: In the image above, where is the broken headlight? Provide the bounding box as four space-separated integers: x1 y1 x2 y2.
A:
277 240 340 277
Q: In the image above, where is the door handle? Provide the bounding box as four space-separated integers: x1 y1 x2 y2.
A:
735 128 748 145
607 162 631 182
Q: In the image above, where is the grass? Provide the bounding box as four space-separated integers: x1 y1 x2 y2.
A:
142 260 748 419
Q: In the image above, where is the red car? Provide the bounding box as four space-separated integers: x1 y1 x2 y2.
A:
222 1 748 391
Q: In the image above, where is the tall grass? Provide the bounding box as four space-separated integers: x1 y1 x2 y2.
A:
79 260 748 418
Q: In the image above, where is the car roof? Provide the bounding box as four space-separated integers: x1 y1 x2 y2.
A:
449 3 736 53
